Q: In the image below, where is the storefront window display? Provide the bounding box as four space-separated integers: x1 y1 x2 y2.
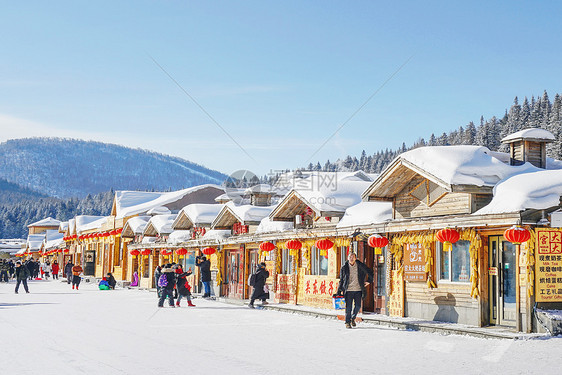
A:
438 240 471 283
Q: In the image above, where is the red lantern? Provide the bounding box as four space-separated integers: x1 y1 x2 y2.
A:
110 230 117 236
315 239 334 250
286 240 302 250
368 234 389 255
436 228 460 252
104 232 110 237
117 228 123 234
202 247 216 255
130 249 140 256
64 249 69 253
177 248 188 256
504 226 531 245
161 249 171 256
141 249 151 256
259 242 276 252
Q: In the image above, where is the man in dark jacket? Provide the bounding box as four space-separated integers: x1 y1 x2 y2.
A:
0 260 9 282
337 252 374 328
158 265 177 307
249 262 270 308
15 261 30 293
196 255 213 298
64 260 74 284
26 259 35 280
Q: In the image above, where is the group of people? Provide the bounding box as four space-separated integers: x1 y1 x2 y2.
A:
0 258 60 282
155 263 196 308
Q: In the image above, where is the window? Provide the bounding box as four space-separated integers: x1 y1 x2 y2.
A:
310 247 328 276
281 249 295 274
438 240 471 282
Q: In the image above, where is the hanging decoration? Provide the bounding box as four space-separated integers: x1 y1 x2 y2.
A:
525 228 536 297
130 249 140 256
259 241 276 258
504 225 531 244
286 239 302 257
141 249 151 256
367 234 389 255
202 247 216 256
177 248 188 257
436 228 460 252
215 250 222 287
315 239 334 257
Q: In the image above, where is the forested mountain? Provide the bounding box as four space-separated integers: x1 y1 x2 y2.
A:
305 91 562 173
0 138 227 198
0 177 47 205
0 191 114 239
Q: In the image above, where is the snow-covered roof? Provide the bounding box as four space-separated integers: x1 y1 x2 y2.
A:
475 170 562 215
75 215 107 233
256 217 294 234
274 170 374 191
122 216 151 237
143 214 177 236
147 206 172 215
114 185 223 219
501 128 555 143
174 203 224 229
27 217 60 228
68 218 76 234
336 201 393 228
214 201 276 228
141 236 157 244
244 184 276 194
58 221 69 232
167 230 192 245
26 234 45 250
44 231 64 250
201 229 231 241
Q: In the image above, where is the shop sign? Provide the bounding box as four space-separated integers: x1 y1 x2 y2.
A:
536 229 562 302
404 243 427 282
275 274 297 304
389 270 404 317
301 275 338 308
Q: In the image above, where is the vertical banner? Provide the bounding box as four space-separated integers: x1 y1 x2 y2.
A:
535 229 562 302
389 270 404 317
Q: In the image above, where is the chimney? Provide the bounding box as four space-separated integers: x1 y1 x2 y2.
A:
501 128 555 169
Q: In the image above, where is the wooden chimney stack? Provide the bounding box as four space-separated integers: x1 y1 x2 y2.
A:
501 128 555 169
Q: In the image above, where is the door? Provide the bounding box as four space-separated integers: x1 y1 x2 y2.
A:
227 247 246 299
489 236 517 327
357 241 374 312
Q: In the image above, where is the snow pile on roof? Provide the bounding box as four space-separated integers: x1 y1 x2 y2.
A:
337 201 393 228
296 179 373 214
124 216 151 235
145 214 177 235
27 217 61 228
275 170 373 191
27 234 45 250
141 236 157 244
58 221 69 232
75 216 107 233
256 217 294 234
244 184 276 194
167 230 192 245
44 231 64 250
501 128 555 143
227 202 275 223
201 230 231 241
147 206 172 215
476 170 562 214
180 204 224 226
400 146 544 187
115 185 223 219
68 218 76 234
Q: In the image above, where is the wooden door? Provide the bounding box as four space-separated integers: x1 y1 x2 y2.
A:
358 241 375 312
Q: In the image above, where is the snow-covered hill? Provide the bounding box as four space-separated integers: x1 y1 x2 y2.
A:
0 138 227 198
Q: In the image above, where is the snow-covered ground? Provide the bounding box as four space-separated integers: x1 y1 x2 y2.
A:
1 280 561 375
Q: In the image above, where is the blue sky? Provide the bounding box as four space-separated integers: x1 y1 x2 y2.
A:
1 1 561 176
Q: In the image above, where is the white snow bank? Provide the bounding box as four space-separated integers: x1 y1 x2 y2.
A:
144 214 177 236
75 215 107 233
146 206 172 215
27 217 60 228
226 201 276 223
123 216 151 235
476 170 562 214
256 217 294 234
202 229 231 241
179 203 224 226
337 201 393 228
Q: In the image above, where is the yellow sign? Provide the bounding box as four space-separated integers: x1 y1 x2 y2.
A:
301 275 339 308
389 270 404 317
535 229 562 302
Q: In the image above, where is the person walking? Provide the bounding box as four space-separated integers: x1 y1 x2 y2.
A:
42 261 52 280
71 262 83 290
0 260 9 282
8 260 15 280
154 265 162 298
157 264 177 308
196 255 213 298
14 261 30 294
248 262 270 308
336 252 374 329
175 266 195 307
51 260 60 280
64 260 74 284
26 259 35 280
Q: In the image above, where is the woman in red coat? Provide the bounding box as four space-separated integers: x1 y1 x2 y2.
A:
51 261 60 280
